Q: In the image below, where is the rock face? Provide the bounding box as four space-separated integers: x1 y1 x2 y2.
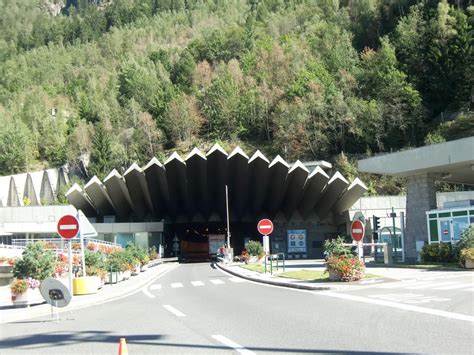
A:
41 1 65 17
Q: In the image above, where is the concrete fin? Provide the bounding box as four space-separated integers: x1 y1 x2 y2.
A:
40 171 55 204
269 155 289 169
186 147 207 161
24 173 40 205
144 157 163 170
165 152 185 165
7 177 20 207
248 150 270 164
124 162 142 176
228 146 249 160
206 143 228 157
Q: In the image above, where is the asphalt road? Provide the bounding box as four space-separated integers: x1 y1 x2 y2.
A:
1 263 472 354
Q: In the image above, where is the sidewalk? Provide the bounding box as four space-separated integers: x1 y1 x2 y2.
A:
215 259 470 291
0 261 179 324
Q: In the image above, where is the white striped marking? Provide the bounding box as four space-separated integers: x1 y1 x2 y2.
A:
59 224 77 230
433 283 469 290
210 279 225 285
191 281 204 287
171 283 183 288
149 284 162 290
228 277 246 283
163 305 185 317
406 282 459 290
320 292 473 323
377 281 417 289
212 335 255 354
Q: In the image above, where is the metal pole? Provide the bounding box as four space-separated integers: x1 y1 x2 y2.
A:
68 241 73 293
225 185 231 250
391 207 397 263
78 211 86 277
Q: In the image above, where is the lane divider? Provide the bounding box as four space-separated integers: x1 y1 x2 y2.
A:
163 304 186 317
212 335 255 355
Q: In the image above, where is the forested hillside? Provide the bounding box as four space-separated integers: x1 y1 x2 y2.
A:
0 0 472 194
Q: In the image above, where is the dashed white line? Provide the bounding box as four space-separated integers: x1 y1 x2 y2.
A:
434 283 469 290
210 279 225 285
163 305 186 317
171 282 183 288
149 284 162 290
228 277 246 283
191 281 205 287
212 335 255 354
405 282 457 290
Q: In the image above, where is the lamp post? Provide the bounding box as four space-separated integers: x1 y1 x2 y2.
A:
225 185 231 259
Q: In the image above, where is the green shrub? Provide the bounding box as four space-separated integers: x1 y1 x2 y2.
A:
420 243 455 263
13 242 56 281
246 240 263 256
454 226 474 263
323 236 353 257
85 249 106 269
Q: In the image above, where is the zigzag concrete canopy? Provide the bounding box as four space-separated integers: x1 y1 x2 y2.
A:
66 145 367 222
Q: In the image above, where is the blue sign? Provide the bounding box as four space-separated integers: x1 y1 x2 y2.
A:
287 229 307 253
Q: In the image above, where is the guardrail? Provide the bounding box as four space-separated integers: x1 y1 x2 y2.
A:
11 238 121 253
264 253 285 274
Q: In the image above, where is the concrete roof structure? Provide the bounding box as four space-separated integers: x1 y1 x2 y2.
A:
65 145 367 223
358 137 474 185
0 168 69 207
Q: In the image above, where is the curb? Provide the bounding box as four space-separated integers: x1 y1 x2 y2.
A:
214 262 331 291
1 261 178 324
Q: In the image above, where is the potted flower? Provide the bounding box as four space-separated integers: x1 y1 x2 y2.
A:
460 248 474 269
325 255 365 282
10 277 43 307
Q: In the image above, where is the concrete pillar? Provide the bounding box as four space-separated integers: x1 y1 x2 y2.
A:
404 173 437 262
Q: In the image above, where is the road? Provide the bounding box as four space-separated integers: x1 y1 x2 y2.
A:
1 263 472 354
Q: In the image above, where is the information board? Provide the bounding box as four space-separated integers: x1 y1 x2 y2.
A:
287 229 307 253
208 234 226 254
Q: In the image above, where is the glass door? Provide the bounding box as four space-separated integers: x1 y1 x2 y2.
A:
438 219 452 243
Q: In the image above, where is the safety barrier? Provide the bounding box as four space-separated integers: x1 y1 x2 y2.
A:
264 253 285 274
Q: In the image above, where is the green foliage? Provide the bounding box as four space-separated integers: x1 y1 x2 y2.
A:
323 236 353 258
13 242 56 281
0 0 471 198
454 226 474 264
420 243 455 263
246 240 263 256
84 249 106 269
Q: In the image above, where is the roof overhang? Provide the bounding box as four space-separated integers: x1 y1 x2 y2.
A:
358 137 474 185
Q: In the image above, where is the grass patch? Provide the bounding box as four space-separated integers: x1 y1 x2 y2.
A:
240 264 265 273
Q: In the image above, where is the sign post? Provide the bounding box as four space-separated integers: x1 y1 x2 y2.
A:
257 219 274 255
351 219 365 260
57 215 79 293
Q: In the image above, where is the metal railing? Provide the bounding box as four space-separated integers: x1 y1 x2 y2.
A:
264 253 285 274
11 237 121 253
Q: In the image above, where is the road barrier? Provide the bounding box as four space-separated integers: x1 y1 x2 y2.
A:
264 253 285 274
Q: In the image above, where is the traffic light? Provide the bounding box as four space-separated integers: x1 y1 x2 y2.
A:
373 215 380 242
373 215 380 231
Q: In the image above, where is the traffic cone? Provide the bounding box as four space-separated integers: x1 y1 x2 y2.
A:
118 338 128 355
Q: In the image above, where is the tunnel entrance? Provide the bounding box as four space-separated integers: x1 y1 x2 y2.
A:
163 222 258 262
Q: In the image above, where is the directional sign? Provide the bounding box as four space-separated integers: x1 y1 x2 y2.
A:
257 219 273 235
351 220 365 242
57 215 79 239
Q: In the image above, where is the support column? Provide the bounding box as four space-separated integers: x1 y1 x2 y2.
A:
404 173 437 262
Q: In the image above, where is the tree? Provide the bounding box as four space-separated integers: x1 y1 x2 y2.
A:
0 116 36 174
88 120 113 179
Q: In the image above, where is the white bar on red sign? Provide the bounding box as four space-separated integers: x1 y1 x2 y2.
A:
59 225 78 230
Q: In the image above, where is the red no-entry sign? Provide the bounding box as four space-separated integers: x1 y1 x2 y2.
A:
57 215 79 239
351 220 365 242
257 219 273 235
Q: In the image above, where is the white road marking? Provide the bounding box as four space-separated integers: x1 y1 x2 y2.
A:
163 305 185 317
368 293 450 304
406 282 459 290
141 264 180 299
171 283 183 288
359 279 384 285
191 281 204 287
212 335 255 354
433 283 470 290
377 281 417 289
228 277 246 283
149 284 162 290
210 279 225 285
320 292 473 323
464 288 474 292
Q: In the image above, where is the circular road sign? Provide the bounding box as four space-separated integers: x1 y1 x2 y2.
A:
351 220 365 242
257 219 274 235
57 215 79 239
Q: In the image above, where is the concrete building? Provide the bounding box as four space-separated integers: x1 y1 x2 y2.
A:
63 144 367 260
358 137 474 262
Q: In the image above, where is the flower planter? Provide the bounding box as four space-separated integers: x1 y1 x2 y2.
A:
465 259 474 269
72 276 98 295
140 264 148 272
11 288 44 307
106 271 119 284
327 268 341 281
122 271 131 280
132 264 141 276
